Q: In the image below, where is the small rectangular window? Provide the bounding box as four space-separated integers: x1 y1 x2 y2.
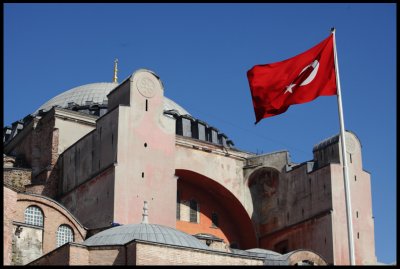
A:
211 213 219 228
176 192 181 220
189 200 198 223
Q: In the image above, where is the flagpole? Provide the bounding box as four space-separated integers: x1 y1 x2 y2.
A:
331 27 356 265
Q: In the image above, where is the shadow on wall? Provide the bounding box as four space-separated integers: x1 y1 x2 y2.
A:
248 167 283 237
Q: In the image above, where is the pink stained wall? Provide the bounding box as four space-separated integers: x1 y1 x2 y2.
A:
330 134 377 265
4 186 18 265
113 70 177 227
346 138 376 265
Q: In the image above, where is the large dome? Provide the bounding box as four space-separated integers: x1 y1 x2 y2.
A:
34 82 190 116
83 223 209 250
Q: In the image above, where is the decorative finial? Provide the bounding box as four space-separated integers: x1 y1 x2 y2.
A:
330 27 336 33
113 58 118 83
141 201 148 224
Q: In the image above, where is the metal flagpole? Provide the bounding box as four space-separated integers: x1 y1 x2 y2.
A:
331 27 356 265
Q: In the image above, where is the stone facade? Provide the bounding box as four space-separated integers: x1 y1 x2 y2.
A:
3 168 32 192
3 69 376 265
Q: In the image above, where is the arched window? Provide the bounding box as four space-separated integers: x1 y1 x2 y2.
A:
24 206 44 227
189 199 198 223
56 225 74 247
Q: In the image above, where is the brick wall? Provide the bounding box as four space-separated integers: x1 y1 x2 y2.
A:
3 186 18 265
69 244 89 265
89 246 125 265
28 243 70 265
134 242 263 265
13 193 86 256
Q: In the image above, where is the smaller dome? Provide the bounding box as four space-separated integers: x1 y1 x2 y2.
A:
83 223 209 250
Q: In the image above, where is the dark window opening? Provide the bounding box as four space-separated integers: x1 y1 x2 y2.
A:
274 239 288 254
189 199 198 223
145 99 148 111
176 191 180 220
230 242 239 249
349 153 352 163
141 172 144 178
211 212 219 228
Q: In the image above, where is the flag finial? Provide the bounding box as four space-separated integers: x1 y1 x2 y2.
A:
113 58 118 83
330 27 336 33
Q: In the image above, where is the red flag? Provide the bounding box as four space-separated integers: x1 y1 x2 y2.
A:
247 34 337 124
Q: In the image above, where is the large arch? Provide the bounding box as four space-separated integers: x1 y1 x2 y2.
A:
175 169 258 250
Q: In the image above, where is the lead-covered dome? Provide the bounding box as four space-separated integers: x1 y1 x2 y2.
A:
34 82 190 116
83 223 209 250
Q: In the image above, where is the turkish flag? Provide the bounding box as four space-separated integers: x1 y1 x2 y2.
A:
247 34 337 124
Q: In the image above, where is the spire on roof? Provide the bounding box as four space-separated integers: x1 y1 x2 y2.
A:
113 58 118 83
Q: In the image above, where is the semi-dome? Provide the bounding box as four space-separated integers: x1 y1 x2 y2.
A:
34 82 190 116
83 223 209 250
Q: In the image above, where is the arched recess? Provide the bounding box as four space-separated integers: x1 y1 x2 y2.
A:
176 169 257 250
248 167 282 234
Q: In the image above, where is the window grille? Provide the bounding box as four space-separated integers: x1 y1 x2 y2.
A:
56 225 74 247
24 206 44 227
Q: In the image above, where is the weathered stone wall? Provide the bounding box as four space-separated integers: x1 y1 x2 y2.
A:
3 168 32 191
60 166 115 229
11 224 43 265
259 211 334 264
60 108 118 194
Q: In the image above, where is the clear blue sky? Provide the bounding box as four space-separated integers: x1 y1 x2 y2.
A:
4 3 396 264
